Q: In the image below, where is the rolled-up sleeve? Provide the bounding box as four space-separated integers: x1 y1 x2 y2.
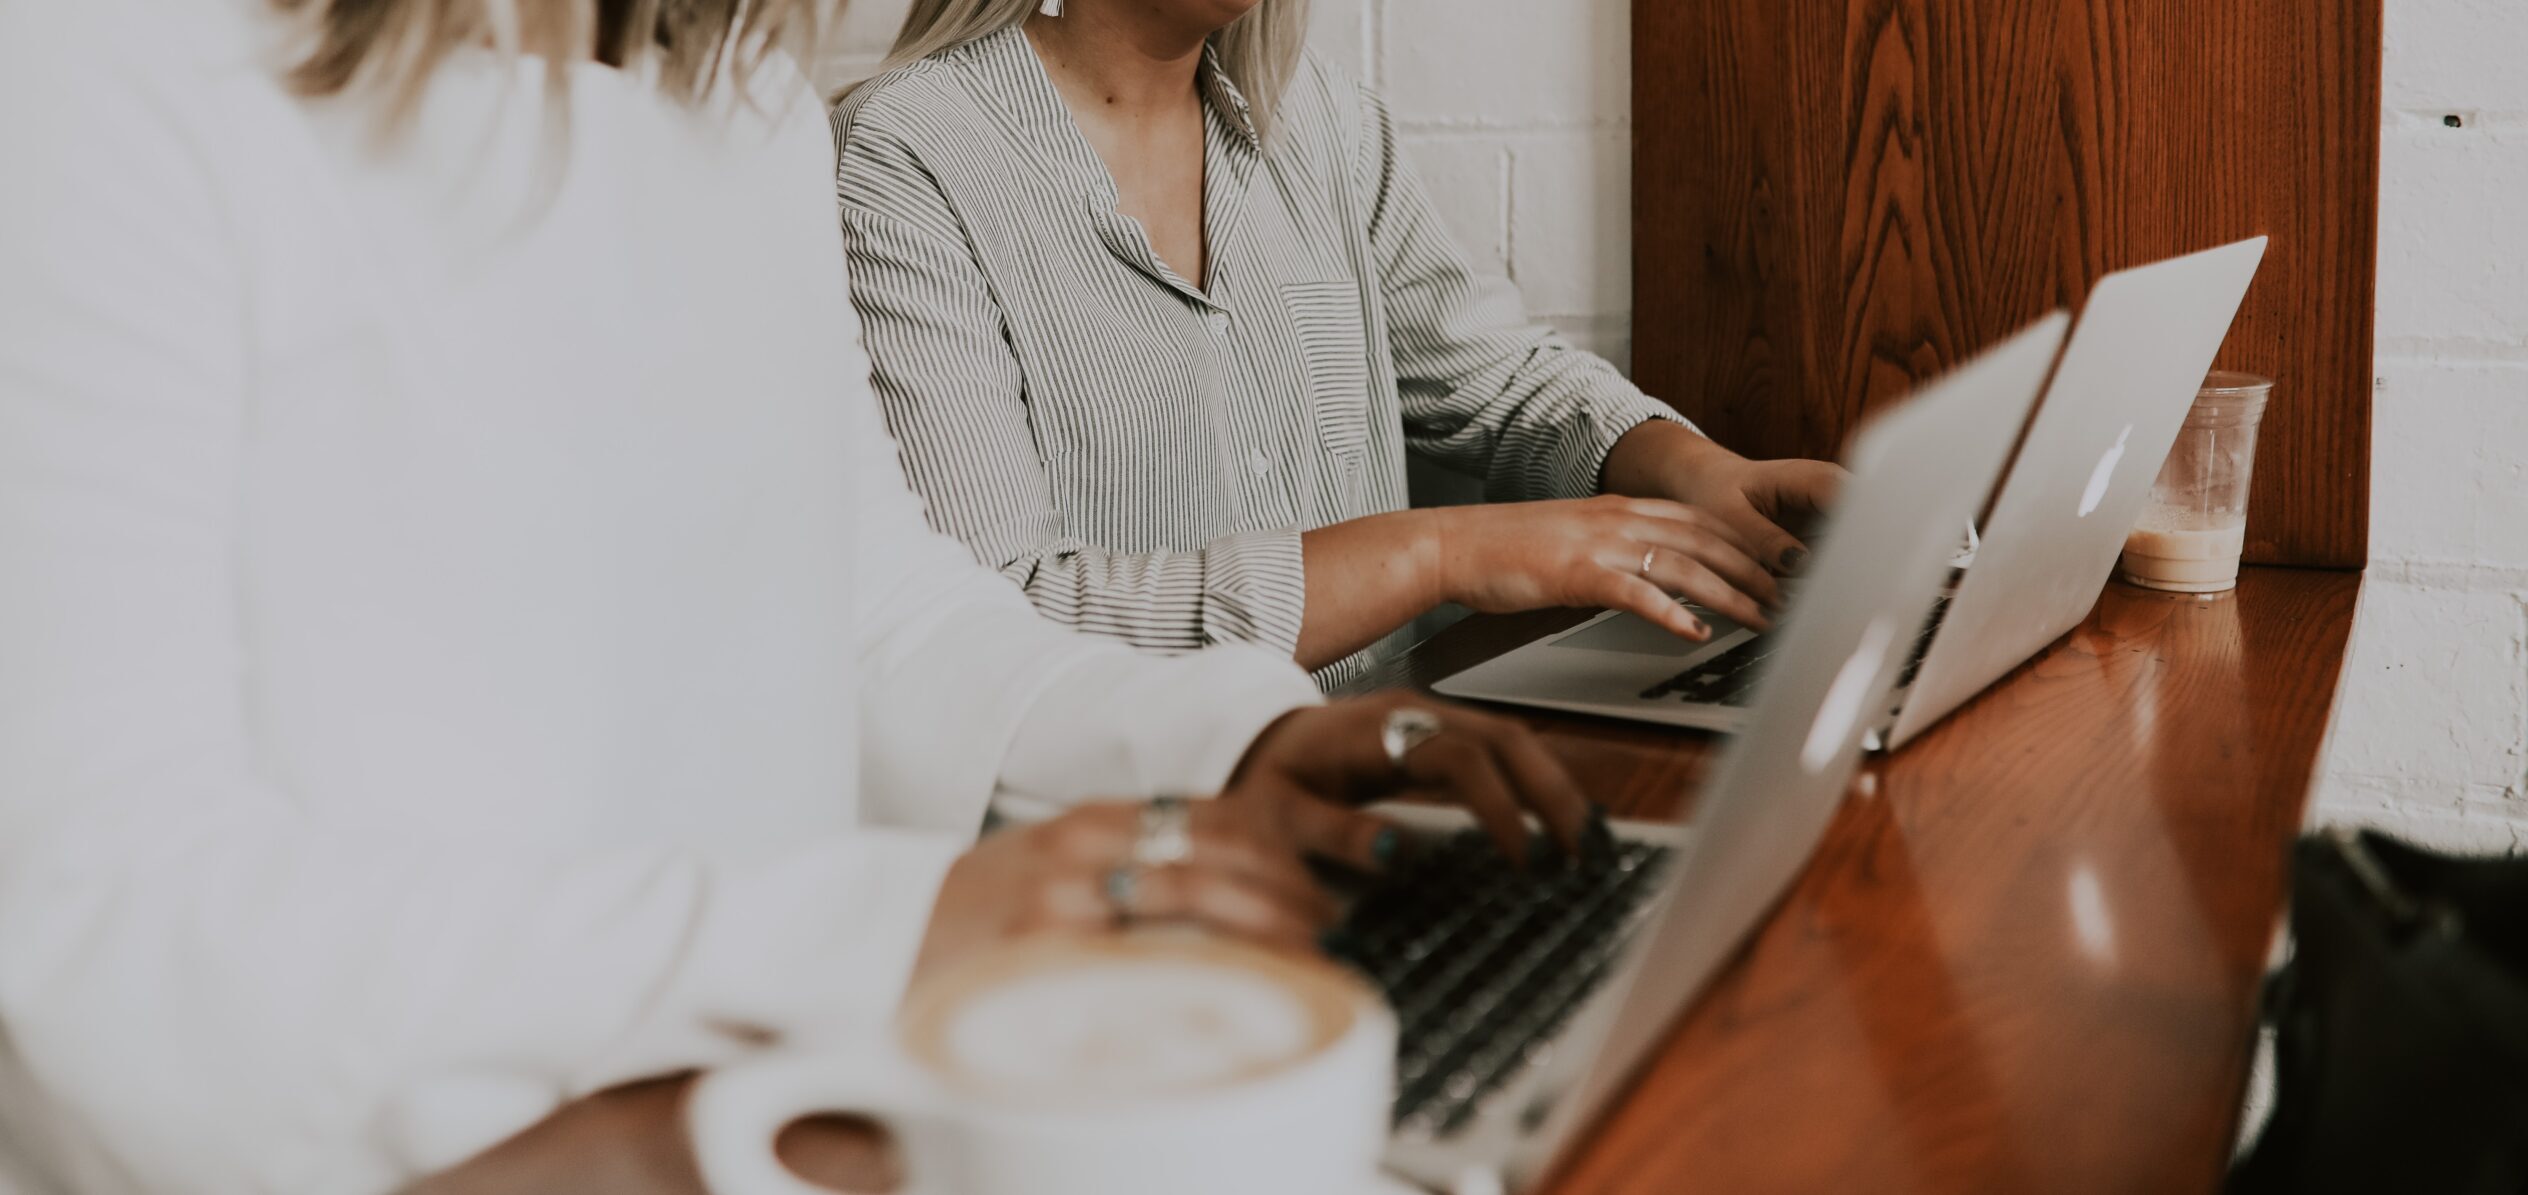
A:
834 116 1310 659
1352 86 1697 503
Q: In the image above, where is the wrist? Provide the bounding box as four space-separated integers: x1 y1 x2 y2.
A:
1600 418 1730 498
1226 707 1308 792
1409 506 1466 606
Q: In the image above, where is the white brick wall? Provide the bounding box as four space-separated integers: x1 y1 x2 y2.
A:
819 2 2528 850
2315 0 2528 852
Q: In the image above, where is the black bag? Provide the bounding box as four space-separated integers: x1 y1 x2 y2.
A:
2231 828 2528 1194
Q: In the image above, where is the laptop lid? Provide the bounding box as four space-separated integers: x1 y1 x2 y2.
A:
1501 313 2071 1182
1885 237 2269 748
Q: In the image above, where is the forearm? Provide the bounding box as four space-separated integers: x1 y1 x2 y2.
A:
1295 509 1449 670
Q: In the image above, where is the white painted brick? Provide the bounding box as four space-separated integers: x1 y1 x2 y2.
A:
2371 360 2528 569
1306 0 1373 85
2375 128 2528 347
2308 789 2528 855
2337 0 2528 859
1542 315 1632 375
1509 130 1629 317
2383 0 2528 113
815 53 882 93
2321 583 2526 792
1382 0 1627 130
1399 137 1511 277
832 0 910 60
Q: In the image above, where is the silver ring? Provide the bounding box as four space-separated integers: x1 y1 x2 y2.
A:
1640 547 1658 578
1381 707 1444 771
1133 795 1195 868
1102 863 1142 926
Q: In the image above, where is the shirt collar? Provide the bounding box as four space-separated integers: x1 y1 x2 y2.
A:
958 27 1104 196
956 25 1254 306
1197 41 1263 151
963 26 1261 155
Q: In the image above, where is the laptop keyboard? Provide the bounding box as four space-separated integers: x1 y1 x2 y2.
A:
1640 595 1953 706
1637 632 1780 705
1324 828 1673 1139
1895 594 1953 689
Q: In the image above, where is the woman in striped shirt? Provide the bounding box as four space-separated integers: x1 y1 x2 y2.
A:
833 0 1843 679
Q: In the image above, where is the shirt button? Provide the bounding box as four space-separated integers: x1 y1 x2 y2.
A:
1247 448 1272 476
1205 311 1231 336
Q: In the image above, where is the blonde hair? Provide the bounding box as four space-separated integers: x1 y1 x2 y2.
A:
872 0 1310 140
273 0 832 131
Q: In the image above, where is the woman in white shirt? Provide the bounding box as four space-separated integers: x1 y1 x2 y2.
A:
0 2 1591 1191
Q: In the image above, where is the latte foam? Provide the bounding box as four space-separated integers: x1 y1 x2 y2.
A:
902 935 1363 1106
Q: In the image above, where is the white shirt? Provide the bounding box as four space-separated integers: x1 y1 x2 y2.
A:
0 4 1318 1192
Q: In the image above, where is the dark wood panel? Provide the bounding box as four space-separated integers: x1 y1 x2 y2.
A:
1633 0 2381 567
416 571 2358 1194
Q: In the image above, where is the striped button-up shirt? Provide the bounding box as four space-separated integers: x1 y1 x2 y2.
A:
832 27 1689 678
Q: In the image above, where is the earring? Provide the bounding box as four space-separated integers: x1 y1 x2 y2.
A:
1039 0 1062 14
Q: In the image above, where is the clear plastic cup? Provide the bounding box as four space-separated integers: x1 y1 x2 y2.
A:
2117 372 2272 593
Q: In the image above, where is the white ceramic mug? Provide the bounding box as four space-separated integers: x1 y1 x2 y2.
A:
686 934 1396 1195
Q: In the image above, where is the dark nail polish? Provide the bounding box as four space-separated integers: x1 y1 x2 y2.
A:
1370 827 1404 868
1584 804 1619 866
1780 546 1809 573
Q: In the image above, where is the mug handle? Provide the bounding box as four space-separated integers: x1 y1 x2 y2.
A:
685 1045 950 1195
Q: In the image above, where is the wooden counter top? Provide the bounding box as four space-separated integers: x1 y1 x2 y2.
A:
414 567 2361 1195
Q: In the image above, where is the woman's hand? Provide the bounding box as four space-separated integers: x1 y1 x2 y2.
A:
1600 420 1847 579
911 800 1336 989
1225 692 1601 869
1293 464 1802 668
1425 494 1783 643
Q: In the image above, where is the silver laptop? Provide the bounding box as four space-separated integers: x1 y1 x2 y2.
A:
1432 238 2269 747
1331 317 2066 1191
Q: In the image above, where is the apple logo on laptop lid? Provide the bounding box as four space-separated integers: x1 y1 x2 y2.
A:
2078 424 2133 518
1801 616 1897 773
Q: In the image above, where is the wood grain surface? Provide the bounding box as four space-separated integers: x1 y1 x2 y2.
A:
416 570 2357 1194
1632 0 2382 567
1519 569 2360 1193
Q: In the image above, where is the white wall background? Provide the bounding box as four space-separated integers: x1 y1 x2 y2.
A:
2318 0 2528 851
821 0 2528 851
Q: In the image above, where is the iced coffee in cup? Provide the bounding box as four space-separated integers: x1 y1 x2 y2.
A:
2118 371 2272 593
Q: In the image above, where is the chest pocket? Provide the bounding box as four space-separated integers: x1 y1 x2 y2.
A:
1278 279 1376 458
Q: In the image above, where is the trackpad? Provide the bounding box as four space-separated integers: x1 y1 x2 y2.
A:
1555 612 1714 656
